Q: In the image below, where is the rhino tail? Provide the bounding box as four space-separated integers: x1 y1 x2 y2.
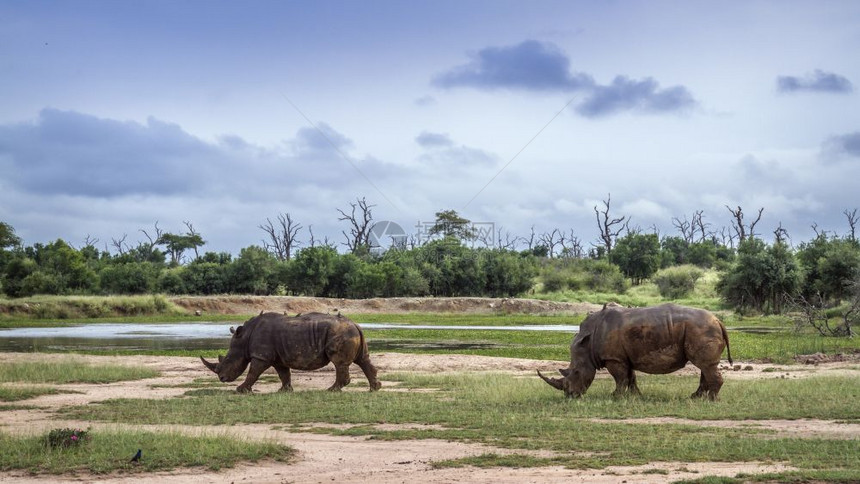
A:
356 325 371 363
719 319 733 365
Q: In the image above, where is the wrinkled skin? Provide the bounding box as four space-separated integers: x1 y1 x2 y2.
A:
539 303 732 400
201 312 381 393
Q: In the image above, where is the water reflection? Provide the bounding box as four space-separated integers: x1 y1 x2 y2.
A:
0 322 578 353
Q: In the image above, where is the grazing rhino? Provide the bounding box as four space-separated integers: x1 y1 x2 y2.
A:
539 303 732 400
201 312 381 393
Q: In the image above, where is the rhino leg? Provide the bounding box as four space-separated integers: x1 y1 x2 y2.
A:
606 361 634 398
627 368 641 396
273 364 293 392
327 364 351 391
356 357 382 392
236 358 269 394
691 364 723 400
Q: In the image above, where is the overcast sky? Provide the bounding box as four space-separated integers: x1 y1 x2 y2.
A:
2 1 859 255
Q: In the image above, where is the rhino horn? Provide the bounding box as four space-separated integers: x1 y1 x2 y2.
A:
200 356 218 372
537 370 564 390
559 368 571 377
218 354 224 363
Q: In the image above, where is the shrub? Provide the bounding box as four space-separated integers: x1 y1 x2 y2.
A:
653 265 704 299
44 428 90 448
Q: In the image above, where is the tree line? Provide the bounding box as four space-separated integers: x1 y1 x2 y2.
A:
1 198 859 335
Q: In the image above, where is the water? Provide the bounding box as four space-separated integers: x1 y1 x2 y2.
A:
0 322 579 352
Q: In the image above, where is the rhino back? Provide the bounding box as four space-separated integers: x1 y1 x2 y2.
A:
249 313 361 371
596 304 721 374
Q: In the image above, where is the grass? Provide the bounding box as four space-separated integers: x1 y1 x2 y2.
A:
0 295 186 322
58 372 860 478
0 428 293 474
0 385 64 402
0 358 159 384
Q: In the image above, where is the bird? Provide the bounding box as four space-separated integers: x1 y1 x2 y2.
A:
130 449 142 463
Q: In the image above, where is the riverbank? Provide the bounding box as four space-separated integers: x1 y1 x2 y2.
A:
0 295 603 320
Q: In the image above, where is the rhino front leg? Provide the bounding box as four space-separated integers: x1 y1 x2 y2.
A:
627 368 641 396
327 364 351 391
273 364 293 392
605 361 632 398
236 358 269 394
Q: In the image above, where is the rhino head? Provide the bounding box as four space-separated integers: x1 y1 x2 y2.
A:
201 324 252 382
538 311 600 398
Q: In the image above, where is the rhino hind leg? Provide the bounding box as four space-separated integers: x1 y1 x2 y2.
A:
691 365 724 400
327 364 351 391
273 364 293 392
357 357 382 391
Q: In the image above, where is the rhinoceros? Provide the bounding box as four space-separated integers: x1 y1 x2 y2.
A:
539 303 732 400
201 312 381 393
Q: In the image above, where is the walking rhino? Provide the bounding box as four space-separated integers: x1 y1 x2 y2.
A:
201 312 381 393
539 303 732 400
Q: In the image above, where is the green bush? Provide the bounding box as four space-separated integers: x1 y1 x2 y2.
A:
653 265 703 299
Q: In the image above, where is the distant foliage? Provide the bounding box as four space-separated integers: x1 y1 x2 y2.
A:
611 232 661 284
540 258 627 294
653 265 704 299
717 239 802 314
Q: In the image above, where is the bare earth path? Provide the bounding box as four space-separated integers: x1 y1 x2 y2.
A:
2 352 858 483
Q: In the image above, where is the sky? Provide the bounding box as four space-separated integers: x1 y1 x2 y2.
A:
1 1 859 256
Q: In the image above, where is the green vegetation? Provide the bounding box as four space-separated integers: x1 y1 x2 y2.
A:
60 372 860 479
0 429 293 474
0 359 159 384
0 385 62 402
0 294 183 321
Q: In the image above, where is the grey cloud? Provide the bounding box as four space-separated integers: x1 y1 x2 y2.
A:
576 76 697 118
777 70 854 94
0 109 212 198
821 131 860 162
434 40 697 117
415 131 453 148
414 95 436 106
433 40 594 92
292 122 354 155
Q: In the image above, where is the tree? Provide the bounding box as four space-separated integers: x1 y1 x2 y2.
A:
611 232 661 284
230 246 277 295
337 197 375 254
0 221 21 250
717 239 801 314
429 210 476 241
594 194 628 256
726 205 764 243
259 213 303 261
797 234 860 305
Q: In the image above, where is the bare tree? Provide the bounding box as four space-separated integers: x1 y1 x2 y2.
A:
183 221 205 260
692 210 710 242
790 286 857 337
496 227 520 250
594 194 628 256
138 221 164 261
672 215 694 243
337 197 376 253
110 234 129 256
560 230 584 258
524 225 537 251
540 228 563 258
726 205 764 243
83 234 99 248
773 222 790 245
259 213 303 261
845 208 858 242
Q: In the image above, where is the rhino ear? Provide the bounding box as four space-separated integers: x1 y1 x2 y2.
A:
235 325 245 337
259 310 264 316
229 326 235 335
575 334 591 347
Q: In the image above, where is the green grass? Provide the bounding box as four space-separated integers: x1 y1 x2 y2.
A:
58 372 860 478
0 385 64 402
0 295 185 321
0 359 159 384
0 428 293 474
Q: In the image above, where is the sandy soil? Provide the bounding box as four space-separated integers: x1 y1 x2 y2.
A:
2 352 859 483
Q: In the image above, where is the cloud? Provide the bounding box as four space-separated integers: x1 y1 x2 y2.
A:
433 40 696 117
575 76 697 118
414 95 436 106
821 131 860 162
433 40 594 92
415 131 453 148
776 69 854 94
415 131 497 166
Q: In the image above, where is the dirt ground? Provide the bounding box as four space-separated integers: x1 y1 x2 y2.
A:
1 351 859 484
